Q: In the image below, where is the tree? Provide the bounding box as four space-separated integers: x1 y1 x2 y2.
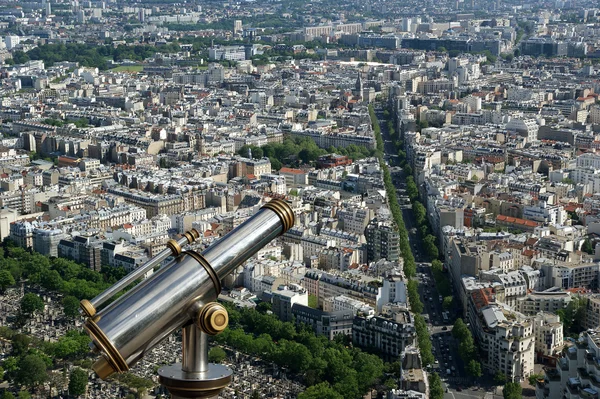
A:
1 392 15 399
11 334 32 356
442 296 453 311
20 293 44 316
503 382 522 399
429 372 444 399
208 347 227 363
383 378 397 391
17 393 30 399
494 371 507 385
14 354 48 388
68 367 88 396
0 270 15 292
0 365 4 381
63 296 81 319
298 383 343 399
529 373 543 386
583 238 594 255
308 294 318 309
466 359 482 378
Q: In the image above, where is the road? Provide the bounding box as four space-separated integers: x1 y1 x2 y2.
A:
375 106 489 398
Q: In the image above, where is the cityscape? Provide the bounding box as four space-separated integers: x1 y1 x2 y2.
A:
2 0 600 398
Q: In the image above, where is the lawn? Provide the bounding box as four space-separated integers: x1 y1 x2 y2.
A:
110 65 144 72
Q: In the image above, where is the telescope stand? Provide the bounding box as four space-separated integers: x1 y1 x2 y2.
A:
158 324 232 399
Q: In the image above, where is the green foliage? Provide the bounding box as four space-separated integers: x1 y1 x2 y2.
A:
17 392 30 399
494 371 507 385
298 382 343 399
68 367 88 396
308 294 318 309
49 330 91 360
583 238 594 254
442 296 453 311
503 382 522 399
429 372 444 399
452 319 480 376
1 392 15 399
24 43 181 70
407 280 423 314
216 304 383 398
112 372 155 393
20 293 44 316
208 347 227 363
529 373 543 386
14 354 48 388
0 270 15 292
62 296 81 319
0 366 3 381
557 296 586 336
467 359 482 378
414 314 434 366
11 334 32 357
423 234 439 260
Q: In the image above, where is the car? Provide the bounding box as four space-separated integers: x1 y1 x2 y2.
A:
456 387 462 392
442 326 448 331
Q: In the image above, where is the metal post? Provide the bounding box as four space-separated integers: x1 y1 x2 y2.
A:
182 324 208 374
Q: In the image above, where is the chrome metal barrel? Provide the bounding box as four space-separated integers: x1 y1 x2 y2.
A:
81 230 200 318
84 199 294 379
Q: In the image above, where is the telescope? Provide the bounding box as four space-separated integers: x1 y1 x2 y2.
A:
79 199 295 398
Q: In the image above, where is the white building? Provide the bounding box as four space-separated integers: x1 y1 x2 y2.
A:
536 330 600 399
377 274 408 312
532 312 563 359
506 118 539 142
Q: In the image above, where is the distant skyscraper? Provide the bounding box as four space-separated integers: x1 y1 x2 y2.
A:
234 20 242 35
402 18 412 32
138 9 145 22
45 1 51 16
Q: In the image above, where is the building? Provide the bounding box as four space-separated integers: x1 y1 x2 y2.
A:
33 228 64 257
365 218 400 262
352 311 417 358
532 312 563 362
516 289 571 316
208 46 246 61
270 284 308 322
291 304 354 340
377 274 408 312
536 330 600 399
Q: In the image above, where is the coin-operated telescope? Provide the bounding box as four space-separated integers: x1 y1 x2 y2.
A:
79 199 295 398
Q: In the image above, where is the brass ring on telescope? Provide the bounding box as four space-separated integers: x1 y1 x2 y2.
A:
189 228 200 240
167 239 182 256
184 250 222 295
80 299 96 318
85 318 129 376
261 199 295 233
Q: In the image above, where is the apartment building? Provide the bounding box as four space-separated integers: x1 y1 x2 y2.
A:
536 330 600 399
365 218 400 262
468 289 534 382
292 304 354 339
516 289 572 316
532 312 564 361
352 310 417 359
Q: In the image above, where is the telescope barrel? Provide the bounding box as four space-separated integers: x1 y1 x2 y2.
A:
81 230 200 317
84 199 294 379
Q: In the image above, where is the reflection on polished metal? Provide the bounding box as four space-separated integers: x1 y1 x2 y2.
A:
84 229 201 315
81 199 294 397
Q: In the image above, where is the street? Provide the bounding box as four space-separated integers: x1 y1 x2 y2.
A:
376 107 489 399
